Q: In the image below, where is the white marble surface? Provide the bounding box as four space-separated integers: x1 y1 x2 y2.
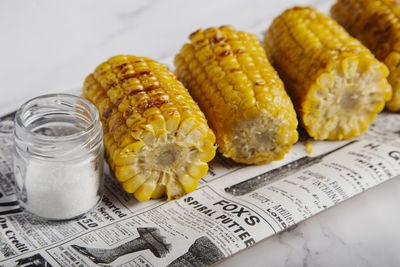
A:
1 0 400 266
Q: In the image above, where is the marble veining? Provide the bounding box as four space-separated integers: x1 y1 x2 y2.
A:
1 0 400 266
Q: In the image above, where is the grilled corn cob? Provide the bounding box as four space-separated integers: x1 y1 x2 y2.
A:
174 26 298 165
331 0 400 111
82 55 216 201
264 7 392 140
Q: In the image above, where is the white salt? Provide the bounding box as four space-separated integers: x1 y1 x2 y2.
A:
24 156 101 220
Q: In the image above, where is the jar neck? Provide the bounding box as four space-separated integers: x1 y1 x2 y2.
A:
14 94 103 161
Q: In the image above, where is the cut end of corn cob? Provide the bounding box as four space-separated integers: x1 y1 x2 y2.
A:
175 26 298 164
83 55 216 201
331 0 400 111
265 6 392 140
303 54 391 140
229 112 298 163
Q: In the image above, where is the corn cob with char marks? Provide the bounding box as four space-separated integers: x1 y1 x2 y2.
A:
174 26 298 165
82 55 216 201
264 7 392 140
331 0 400 111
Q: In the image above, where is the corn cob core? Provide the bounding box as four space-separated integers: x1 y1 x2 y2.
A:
174 26 298 165
264 7 392 140
331 0 400 111
82 55 216 201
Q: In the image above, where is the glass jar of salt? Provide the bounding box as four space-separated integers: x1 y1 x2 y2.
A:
13 94 104 220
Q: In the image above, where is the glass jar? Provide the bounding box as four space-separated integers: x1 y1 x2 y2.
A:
13 94 104 220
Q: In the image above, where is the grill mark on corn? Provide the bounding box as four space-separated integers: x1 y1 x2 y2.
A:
138 70 152 76
128 59 172 119
141 99 170 111
196 40 206 46
219 50 233 57
125 107 133 117
114 96 124 106
116 63 128 69
120 73 138 81
105 81 117 90
120 71 153 81
103 107 113 120
189 29 201 39
128 85 161 95
121 68 130 74
212 33 226 43
234 49 245 54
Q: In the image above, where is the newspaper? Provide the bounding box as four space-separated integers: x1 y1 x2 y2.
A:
1 1 399 262
0 104 399 266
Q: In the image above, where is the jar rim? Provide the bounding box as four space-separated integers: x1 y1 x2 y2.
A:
15 93 100 143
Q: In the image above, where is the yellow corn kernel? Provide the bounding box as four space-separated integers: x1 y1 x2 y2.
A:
151 184 166 199
199 141 217 162
134 177 157 202
178 174 198 193
83 55 216 201
265 7 392 140
331 0 400 111
115 165 137 182
187 161 209 179
165 173 185 200
122 175 146 193
175 26 298 164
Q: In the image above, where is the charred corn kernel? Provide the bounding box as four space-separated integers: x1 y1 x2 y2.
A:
83 55 216 201
264 7 392 140
175 26 298 165
331 0 400 111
